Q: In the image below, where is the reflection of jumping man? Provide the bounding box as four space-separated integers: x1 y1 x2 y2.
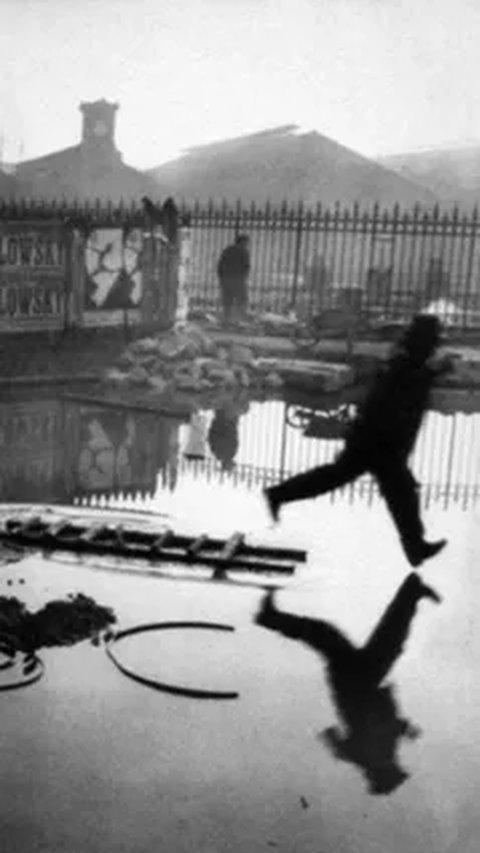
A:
264 315 452 567
256 573 441 795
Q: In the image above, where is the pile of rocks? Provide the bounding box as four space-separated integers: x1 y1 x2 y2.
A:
103 323 286 396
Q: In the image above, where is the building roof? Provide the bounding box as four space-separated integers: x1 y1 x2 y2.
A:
0 169 21 199
13 100 156 203
378 144 480 208
15 144 155 203
147 125 438 208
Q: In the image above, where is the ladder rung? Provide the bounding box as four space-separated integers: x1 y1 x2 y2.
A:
150 529 175 553
80 525 106 543
187 534 209 558
219 532 245 562
48 521 71 538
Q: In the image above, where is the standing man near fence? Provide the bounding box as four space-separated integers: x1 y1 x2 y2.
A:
217 234 250 326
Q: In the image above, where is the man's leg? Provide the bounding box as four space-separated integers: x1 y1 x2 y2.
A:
237 278 248 321
264 447 366 522
220 280 233 325
231 291 241 325
374 461 446 567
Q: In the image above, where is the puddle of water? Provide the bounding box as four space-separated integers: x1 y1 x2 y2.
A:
0 390 478 515
0 391 479 852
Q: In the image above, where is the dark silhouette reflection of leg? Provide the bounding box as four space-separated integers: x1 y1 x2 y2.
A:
256 574 441 796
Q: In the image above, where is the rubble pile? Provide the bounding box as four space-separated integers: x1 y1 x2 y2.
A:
104 323 287 395
0 593 116 654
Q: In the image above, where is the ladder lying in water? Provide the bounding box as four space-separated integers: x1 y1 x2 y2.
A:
0 515 307 579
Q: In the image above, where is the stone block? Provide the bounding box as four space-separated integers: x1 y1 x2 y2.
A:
147 376 170 394
117 350 136 368
236 366 251 388
215 346 230 364
207 367 237 386
182 323 214 355
443 359 480 387
174 375 204 392
197 378 215 391
279 359 354 393
130 336 159 355
196 357 228 374
135 352 159 369
250 357 283 374
149 358 170 377
126 365 150 386
155 338 190 361
173 360 202 383
104 368 129 386
230 344 255 365
263 371 284 389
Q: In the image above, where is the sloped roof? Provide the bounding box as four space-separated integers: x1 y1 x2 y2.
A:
147 125 438 208
0 169 21 199
378 144 480 207
15 144 155 203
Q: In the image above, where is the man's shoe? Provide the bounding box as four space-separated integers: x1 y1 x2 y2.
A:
422 539 447 564
407 538 447 567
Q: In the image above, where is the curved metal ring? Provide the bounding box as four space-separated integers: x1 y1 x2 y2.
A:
105 621 239 700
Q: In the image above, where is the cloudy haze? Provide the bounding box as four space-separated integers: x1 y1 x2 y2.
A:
1 0 479 167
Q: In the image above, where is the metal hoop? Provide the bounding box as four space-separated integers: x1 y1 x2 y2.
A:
105 621 239 700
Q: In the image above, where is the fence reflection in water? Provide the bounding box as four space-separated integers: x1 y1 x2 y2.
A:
178 402 480 511
0 396 478 512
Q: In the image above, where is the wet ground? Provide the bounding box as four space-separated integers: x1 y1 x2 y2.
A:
0 390 479 851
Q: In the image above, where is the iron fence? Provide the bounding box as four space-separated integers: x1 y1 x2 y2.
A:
3 197 480 330
184 200 480 331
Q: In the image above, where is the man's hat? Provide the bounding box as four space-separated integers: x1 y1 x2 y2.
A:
403 314 442 349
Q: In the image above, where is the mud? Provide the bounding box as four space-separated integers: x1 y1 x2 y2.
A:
0 593 116 654
0 543 26 565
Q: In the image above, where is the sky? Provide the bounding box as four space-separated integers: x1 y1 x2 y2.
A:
1 0 480 169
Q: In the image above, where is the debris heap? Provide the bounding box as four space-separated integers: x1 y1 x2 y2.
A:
104 323 284 395
104 323 354 396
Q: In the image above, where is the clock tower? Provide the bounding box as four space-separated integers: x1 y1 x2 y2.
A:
80 99 119 150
